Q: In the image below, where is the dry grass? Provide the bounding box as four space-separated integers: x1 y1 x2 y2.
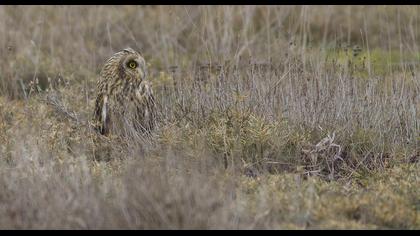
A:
0 5 419 229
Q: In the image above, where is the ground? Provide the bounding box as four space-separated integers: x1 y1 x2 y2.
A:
0 6 419 229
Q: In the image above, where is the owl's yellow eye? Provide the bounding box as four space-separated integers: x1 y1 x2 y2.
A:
128 61 137 69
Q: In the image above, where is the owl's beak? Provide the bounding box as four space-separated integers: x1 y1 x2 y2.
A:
136 68 145 81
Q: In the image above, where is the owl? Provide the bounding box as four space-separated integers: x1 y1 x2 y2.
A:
93 48 156 136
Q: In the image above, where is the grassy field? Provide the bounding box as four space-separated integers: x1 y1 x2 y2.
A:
0 5 419 229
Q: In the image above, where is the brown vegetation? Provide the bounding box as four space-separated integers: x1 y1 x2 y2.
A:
0 6 419 229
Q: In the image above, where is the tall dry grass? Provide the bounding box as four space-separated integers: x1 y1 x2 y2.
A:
0 5 419 229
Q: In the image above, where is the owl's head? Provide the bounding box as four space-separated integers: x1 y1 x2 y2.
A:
102 47 147 82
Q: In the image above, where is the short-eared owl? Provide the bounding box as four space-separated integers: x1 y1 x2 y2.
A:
93 48 155 136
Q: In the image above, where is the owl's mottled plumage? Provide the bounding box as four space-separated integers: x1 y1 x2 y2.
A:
93 48 156 136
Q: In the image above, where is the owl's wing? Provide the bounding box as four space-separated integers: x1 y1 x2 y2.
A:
93 92 110 135
135 81 156 132
146 88 157 130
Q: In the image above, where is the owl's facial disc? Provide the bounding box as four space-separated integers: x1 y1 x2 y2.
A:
124 55 146 81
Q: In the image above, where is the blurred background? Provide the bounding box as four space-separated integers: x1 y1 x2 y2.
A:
1 6 419 94
0 6 419 229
